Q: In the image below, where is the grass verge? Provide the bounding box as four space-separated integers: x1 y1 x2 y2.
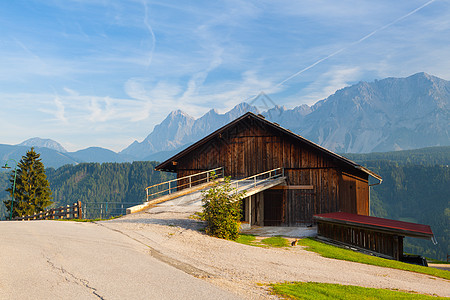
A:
298 238 450 280
236 234 257 246
271 282 446 299
236 234 291 248
261 236 290 247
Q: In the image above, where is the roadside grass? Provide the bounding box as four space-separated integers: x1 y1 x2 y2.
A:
236 234 257 246
236 234 291 248
298 238 450 280
56 215 122 222
271 281 446 300
261 236 290 247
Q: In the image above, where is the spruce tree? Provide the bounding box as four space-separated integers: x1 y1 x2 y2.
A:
4 148 53 218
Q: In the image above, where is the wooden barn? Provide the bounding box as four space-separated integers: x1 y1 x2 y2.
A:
155 112 382 226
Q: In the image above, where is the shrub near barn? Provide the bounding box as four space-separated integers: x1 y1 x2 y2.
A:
201 176 244 240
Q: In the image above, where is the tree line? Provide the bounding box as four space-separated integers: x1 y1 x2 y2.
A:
1 156 174 220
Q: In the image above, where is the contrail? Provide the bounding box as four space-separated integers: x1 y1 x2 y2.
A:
274 0 436 88
143 0 156 68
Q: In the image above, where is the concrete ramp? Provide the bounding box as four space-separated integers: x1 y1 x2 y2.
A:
127 168 286 215
234 177 286 198
126 179 223 214
128 178 286 216
147 176 286 214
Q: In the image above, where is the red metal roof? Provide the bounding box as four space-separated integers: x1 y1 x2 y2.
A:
313 212 433 238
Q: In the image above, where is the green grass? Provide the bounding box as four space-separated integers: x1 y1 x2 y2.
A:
236 234 291 248
261 236 290 247
236 234 257 246
298 238 450 280
271 282 446 300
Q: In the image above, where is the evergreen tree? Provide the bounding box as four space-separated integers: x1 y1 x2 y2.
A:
4 148 53 218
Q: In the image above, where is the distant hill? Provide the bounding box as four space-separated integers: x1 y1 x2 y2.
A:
344 146 450 166
68 147 133 164
0 144 78 169
0 141 132 169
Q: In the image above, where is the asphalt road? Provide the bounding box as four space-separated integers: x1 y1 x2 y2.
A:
0 220 239 300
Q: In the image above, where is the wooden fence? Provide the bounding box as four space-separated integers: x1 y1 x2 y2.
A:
13 201 82 221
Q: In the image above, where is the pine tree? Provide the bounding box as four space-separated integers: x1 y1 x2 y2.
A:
4 148 53 218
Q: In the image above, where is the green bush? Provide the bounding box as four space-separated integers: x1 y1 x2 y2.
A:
201 176 244 240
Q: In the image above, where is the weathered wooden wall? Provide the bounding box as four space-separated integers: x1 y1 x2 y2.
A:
317 221 404 260
175 116 369 225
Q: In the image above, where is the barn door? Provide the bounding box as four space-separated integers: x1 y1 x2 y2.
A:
263 189 284 226
340 173 357 214
287 189 316 225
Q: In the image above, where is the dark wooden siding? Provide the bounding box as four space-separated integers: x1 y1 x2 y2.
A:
174 117 369 224
317 221 404 260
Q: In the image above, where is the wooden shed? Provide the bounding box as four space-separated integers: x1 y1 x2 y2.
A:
155 112 382 226
314 212 435 261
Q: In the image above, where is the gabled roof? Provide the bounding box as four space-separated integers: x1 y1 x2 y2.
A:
314 212 434 240
155 112 381 180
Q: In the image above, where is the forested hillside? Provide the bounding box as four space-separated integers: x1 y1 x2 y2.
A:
0 161 175 219
347 147 450 261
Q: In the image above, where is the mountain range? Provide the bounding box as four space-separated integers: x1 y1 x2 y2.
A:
1 72 448 168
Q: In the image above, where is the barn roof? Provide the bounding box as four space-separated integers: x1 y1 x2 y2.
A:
155 112 381 180
314 212 434 239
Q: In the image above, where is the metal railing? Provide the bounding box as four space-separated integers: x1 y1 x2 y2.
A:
230 167 284 193
145 167 224 201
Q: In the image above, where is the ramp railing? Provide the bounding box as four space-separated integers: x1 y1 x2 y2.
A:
145 167 224 201
230 167 284 193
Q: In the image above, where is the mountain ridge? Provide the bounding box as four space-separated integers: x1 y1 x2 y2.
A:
2 72 448 167
122 72 449 159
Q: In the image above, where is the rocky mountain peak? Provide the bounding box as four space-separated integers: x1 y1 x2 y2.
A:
18 138 67 153
121 73 449 159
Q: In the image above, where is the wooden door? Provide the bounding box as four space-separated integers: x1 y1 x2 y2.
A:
264 190 283 226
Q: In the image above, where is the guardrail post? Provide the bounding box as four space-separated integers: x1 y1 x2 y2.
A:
207 172 209 183
189 176 192 188
168 181 171 194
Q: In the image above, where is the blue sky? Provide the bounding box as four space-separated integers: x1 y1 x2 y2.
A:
0 0 449 152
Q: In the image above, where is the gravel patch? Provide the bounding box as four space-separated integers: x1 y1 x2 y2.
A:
101 209 450 299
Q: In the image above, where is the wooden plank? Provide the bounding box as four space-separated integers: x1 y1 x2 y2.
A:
270 185 314 190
